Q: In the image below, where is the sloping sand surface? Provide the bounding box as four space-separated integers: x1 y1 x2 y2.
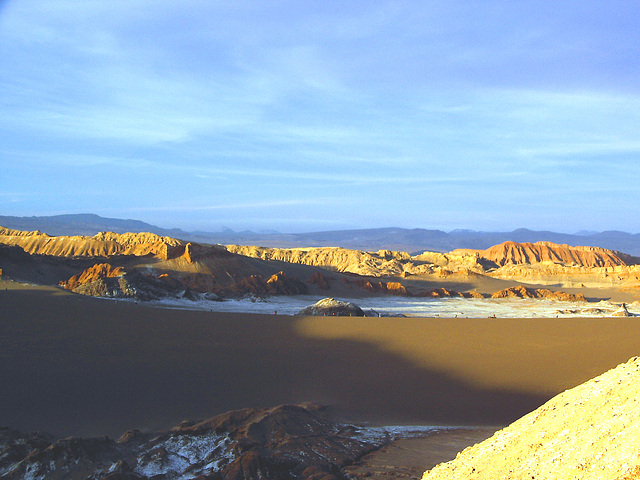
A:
2 281 640 441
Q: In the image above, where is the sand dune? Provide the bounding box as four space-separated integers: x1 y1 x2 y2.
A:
2 280 640 441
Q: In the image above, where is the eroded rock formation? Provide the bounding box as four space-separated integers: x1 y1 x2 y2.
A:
415 287 485 298
476 241 636 268
230 271 309 296
59 263 177 300
226 245 414 277
226 241 640 291
355 279 409 295
0 228 184 259
490 285 586 302
5 226 640 302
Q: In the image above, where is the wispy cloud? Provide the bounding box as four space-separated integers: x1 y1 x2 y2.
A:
2 1 639 232
124 198 340 214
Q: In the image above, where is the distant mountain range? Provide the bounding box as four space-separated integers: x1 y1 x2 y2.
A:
2 213 640 255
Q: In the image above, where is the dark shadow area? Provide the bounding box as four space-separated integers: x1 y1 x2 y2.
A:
2 286 636 439
0 245 145 285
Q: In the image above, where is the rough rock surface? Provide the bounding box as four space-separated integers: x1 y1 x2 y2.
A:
226 242 640 291
422 357 640 480
226 245 491 278
7 227 640 295
477 241 637 267
59 263 139 298
230 271 309 296
0 404 396 480
60 263 126 290
59 263 181 300
7 227 640 300
490 285 586 302
297 298 366 317
0 228 184 258
413 287 485 298
226 245 413 277
355 279 409 295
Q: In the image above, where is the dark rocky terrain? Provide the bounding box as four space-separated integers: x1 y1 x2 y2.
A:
0 404 413 480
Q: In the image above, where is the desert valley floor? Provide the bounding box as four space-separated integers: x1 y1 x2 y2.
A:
3 280 640 441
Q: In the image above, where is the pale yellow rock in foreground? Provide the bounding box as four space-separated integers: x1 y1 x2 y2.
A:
422 357 640 480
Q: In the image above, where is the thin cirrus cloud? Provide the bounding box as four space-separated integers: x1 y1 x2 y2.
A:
0 0 639 232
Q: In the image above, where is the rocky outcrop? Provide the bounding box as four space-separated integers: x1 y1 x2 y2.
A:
0 427 55 476
60 263 126 291
490 285 586 302
414 287 485 298
355 279 409 295
265 271 308 295
59 264 182 300
0 404 395 480
297 298 366 317
179 241 230 263
477 241 635 268
412 251 493 271
59 263 137 298
230 271 309 296
422 357 640 480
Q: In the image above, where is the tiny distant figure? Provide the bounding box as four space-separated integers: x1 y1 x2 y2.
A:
274 310 277 315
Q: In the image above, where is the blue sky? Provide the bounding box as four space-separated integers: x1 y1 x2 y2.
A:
1 1 639 233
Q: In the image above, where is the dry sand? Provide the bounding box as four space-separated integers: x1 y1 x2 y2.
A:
2 280 640 458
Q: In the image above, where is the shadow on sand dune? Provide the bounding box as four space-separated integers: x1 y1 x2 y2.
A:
1 285 636 438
